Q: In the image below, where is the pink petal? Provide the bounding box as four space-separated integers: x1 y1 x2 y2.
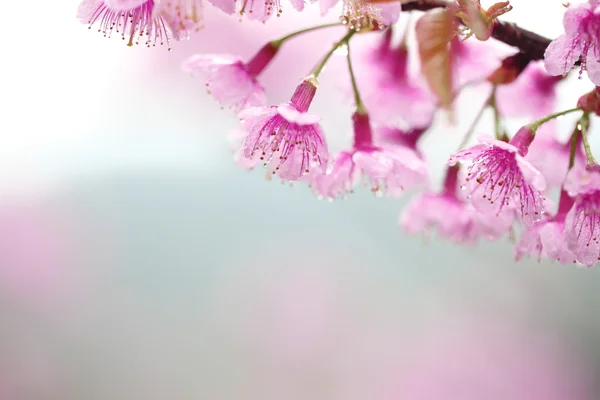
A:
104 0 148 9
239 107 278 147
563 5 593 35
182 54 240 73
206 0 236 14
400 194 476 243
184 54 266 111
516 156 547 192
310 152 358 199
288 0 305 11
539 222 576 265
515 223 543 261
276 104 321 125
319 0 339 15
544 35 580 76
378 2 401 26
353 146 428 196
447 143 489 166
157 0 203 40
473 207 515 240
586 55 600 86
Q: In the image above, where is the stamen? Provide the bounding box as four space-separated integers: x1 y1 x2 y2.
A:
83 0 173 49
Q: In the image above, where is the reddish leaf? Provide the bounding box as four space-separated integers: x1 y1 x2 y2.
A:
458 0 489 40
415 8 456 114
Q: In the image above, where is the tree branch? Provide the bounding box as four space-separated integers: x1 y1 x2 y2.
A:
401 0 552 61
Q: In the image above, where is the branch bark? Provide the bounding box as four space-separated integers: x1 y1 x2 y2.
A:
401 0 552 61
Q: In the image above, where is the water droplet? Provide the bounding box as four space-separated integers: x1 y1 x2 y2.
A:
334 43 348 56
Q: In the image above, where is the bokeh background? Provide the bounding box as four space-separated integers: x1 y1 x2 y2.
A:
2 0 600 398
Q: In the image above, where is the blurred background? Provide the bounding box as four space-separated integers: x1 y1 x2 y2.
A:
1 0 600 398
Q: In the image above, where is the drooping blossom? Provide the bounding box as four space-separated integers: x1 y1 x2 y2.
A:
495 61 562 119
78 0 202 48
207 0 283 22
401 166 513 243
448 126 547 226
183 43 279 111
544 1 600 84
563 164 600 267
565 192 600 267
311 113 428 199
516 191 577 265
357 29 437 129
238 77 328 180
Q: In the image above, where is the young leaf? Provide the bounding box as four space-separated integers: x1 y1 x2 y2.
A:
458 0 488 40
415 8 456 114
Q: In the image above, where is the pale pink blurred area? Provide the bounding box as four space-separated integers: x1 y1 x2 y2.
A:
0 199 87 309
390 318 594 400
197 242 598 400
2 0 600 399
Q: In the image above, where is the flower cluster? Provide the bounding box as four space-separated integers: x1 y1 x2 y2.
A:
78 0 600 267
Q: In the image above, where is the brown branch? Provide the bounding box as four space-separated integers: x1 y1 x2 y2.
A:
401 0 552 61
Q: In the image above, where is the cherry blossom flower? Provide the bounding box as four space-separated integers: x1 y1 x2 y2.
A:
564 165 600 267
311 113 428 199
516 191 577 264
401 166 513 243
183 43 279 111
448 126 546 226
565 192 600 267
544 0 600 84
78 0 202 47
238 77 328 180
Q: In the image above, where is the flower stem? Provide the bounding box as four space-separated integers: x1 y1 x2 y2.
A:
580 113 598 166
529 107 582 132
488 86 503 140
311 30 357 79
457 91 492 150
271 22 344 49
568 113 587 170
346 42 366 115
